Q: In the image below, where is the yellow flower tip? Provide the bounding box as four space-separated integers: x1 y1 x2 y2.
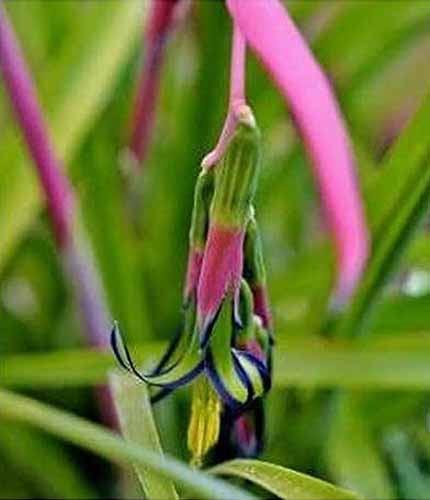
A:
187 377 221 466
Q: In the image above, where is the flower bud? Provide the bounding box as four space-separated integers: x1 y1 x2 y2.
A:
197 108 261 339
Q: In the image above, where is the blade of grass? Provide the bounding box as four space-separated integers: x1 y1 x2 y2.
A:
366 99 430 237
211 459 358 500
336 153 430 337
4 333 430 390
326 394 394 499
110 371 179 500
0 389 255 500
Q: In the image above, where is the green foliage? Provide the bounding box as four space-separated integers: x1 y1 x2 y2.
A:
110 372 179 499
212 459 358 499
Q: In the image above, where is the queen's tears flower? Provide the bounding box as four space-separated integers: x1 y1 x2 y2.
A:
112 107 272 464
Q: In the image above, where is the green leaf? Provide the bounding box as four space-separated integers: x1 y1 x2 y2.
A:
211 459 358 500
326 394 395 499
274 334 430 390
336 144 430 336
110 371 179 500
366 99 430 236
0 389 254 500
0 424 95 499
5 331 430 390
0 1 146 272
0 343 164 388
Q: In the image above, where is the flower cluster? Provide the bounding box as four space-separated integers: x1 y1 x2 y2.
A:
113 0 370 466
112 106 273 465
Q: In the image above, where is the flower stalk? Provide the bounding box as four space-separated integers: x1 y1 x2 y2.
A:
202 22 247 169
127 0 185 168
226 0 369 304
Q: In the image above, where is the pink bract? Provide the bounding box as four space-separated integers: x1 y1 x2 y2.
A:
226 0 369 303
197 225 245 334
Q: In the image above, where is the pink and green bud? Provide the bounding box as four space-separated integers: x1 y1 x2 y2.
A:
197 109 261 340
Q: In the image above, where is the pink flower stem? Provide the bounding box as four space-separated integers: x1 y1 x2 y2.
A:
226 0 369 304
201 22 249 169
0 4 73 248
127 0 182 167
0 4 115 424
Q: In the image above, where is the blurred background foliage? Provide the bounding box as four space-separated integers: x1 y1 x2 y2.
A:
0 1 430 498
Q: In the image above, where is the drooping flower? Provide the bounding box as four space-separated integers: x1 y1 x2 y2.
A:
112 106 272 465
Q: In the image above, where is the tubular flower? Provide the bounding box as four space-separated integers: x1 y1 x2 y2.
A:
112 107 273 465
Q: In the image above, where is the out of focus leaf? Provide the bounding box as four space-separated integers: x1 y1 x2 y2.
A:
0 424 95 499
326 394 394 499
0 389 254 500
4 333 430 390
385 432 430 499
110 371 179 500
366 100 430 236
0 343 164 388
336 106 430 337
212 459 358 500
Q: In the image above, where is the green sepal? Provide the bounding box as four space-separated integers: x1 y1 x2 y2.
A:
210 111 261 229
208 298 249 405
244 214 267 288
145 325 202 387
234 352 265 399
236 279 255 345
189 169 214 250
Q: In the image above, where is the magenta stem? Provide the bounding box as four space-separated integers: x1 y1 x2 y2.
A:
201 22 249 169
0 4 115 423
0 4 73 248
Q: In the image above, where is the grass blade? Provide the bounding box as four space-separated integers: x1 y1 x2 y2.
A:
0 389 254 500
326 394 394 499
5 332 430 390
339 160 429 337
211 459 358 500
110 371 179 500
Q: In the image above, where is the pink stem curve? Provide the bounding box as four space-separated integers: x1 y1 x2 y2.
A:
201 21 248 169
226 0 369 303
